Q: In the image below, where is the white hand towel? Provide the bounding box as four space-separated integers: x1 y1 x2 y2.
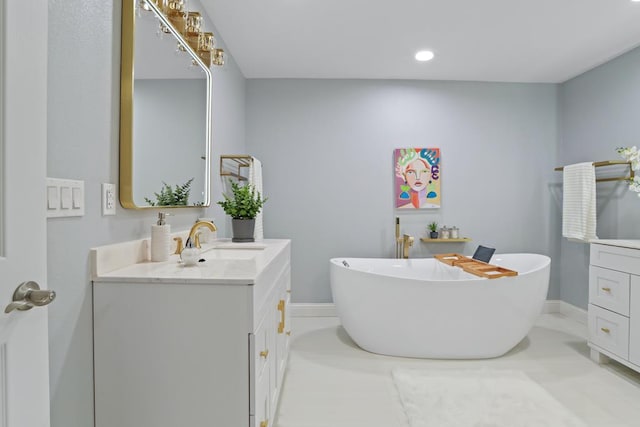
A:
562 162 597 242
249 157 264 241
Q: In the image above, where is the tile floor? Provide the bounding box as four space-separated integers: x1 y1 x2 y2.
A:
274 314 640 427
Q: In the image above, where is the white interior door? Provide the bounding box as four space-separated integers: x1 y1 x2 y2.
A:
0 1 51 426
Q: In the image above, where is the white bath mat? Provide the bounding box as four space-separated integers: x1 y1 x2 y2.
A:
392 369 585 427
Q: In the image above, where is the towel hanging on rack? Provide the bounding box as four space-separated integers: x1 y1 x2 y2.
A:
554 160 633 182
249 157 264 241
562 162 597 242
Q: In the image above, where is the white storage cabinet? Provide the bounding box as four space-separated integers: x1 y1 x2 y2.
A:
93 241 291 427
588 242 640 371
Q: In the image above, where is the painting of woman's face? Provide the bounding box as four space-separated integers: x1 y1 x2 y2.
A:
404 159 429 191
394 147 441 209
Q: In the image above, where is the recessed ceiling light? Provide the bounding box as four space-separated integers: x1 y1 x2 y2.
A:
415 50 435 62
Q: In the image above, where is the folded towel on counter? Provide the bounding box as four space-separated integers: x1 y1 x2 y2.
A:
562 162 597 242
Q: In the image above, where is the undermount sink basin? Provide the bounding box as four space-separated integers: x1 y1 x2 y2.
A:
201 248 259 260
210 242 267 250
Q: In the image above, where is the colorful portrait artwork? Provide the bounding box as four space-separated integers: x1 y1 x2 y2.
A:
394 148 441 209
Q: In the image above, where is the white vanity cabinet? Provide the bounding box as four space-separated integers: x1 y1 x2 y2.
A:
92 239 291 427
588 241 640 372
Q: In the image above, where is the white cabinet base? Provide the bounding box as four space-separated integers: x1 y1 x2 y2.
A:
589 242 640 375
92 239 291 427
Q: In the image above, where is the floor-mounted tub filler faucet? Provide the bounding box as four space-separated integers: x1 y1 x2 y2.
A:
402 234 414 259
395 217 414 259
395 217 402 258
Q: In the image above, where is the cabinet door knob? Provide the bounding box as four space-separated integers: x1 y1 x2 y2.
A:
286 331 291 336
260 420 268 427
259 350 269 359
601 327 611 334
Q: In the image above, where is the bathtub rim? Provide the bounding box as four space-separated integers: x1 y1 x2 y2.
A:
330 253 550 282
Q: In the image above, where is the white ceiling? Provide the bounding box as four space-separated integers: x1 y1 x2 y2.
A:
199 0 640 83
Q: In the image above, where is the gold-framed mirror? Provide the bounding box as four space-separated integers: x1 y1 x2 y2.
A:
0 0 4 253
120 0 212 208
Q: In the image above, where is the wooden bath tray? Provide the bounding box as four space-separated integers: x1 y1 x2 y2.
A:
434 253 518 279
434 253 469 266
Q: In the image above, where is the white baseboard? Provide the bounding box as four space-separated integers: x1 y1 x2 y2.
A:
290 303 336 317
541 300 561 314
291 300 587 323
558 301 588 325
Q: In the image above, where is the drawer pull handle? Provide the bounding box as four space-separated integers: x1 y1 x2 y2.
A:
601 287 612 292
286 289 291 293
277 299 285 334
260 420 268 427
601 327 611 334
259 350 269 359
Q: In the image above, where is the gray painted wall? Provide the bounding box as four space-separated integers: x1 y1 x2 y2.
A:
558 46 640 309
46 2 246 427
246 79 560 303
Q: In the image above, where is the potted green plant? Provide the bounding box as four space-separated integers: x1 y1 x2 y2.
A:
428 221 439 239
217 180 267 242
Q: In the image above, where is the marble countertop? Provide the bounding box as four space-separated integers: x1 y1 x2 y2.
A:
591 239 640 250
91 238 290 285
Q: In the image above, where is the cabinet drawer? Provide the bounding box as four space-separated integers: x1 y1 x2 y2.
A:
588 304 629 359
591 244 640 276
589 266 630 315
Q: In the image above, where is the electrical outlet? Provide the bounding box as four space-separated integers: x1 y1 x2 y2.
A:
102 183 116 216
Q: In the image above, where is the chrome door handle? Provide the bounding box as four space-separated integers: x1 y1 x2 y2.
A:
5 281 56 314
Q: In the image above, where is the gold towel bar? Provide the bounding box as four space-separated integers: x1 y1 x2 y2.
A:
220 155 253 181
554 160 634 183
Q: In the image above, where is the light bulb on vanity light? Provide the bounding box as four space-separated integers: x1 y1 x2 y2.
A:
415 50 435 62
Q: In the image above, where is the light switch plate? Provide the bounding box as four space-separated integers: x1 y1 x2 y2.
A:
72 187 83 209
60 187 72 209
102 183 116 216
46 178 85 218
47 186 59 210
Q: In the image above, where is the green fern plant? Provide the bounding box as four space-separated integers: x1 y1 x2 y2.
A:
145 178 194 206
217 180 267 219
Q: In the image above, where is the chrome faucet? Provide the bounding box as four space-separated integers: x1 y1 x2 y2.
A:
402 234 414 259
187 220 217 249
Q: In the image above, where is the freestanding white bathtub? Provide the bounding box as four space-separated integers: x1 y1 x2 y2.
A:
330 254 550 359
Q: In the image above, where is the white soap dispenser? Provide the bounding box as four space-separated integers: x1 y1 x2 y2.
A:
150 212 170 262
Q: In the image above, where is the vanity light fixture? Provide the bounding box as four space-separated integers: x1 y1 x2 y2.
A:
138 0 225 68
213 49 225 66
415 50 435 62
